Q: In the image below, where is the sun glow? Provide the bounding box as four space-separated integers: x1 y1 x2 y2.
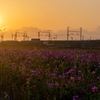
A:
0 18 1 24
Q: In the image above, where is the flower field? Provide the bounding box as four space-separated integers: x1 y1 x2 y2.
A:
0 47 100 100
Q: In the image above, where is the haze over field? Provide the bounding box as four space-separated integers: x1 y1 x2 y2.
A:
0 0 100 40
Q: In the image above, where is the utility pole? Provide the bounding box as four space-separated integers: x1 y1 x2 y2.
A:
38 29 51 41
66 27 82 48
90 37 92 40
55 35 57 40
48 30 51 40
67 27 82 41
12 33 13 41
80 27 82 41
67 27 69 47
82 35 84 40
38 29 41 38
13 30 28 41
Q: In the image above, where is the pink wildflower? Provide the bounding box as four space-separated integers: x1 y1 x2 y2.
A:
70 76 75 82
92 86 98 92
91 71 96 74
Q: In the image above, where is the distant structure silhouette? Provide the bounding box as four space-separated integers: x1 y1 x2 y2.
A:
12 30 29 41
67 27 83 47
0 28 5 41
38 29 51 40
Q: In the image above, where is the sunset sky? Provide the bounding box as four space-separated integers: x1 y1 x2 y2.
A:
0 0 100 40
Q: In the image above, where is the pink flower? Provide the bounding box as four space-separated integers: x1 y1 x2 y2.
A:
78 70 82 74
70 76 75 82
10 72 13 74
31 70 36 73
28 61 32 63
25 75 30 78
91 71 96 74
59 75 63 78
75 76 81 80
92 86 98 92
74 66 77 70
48 83 54 88
50 73 55 77
97 76 100 80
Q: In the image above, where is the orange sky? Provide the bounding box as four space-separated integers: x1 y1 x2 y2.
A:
0 0 100 32
0 0 100 40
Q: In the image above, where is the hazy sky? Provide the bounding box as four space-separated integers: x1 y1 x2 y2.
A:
0 0 100 40
0 0 100 32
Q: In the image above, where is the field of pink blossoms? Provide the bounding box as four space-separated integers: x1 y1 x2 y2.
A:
0 47 100 100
